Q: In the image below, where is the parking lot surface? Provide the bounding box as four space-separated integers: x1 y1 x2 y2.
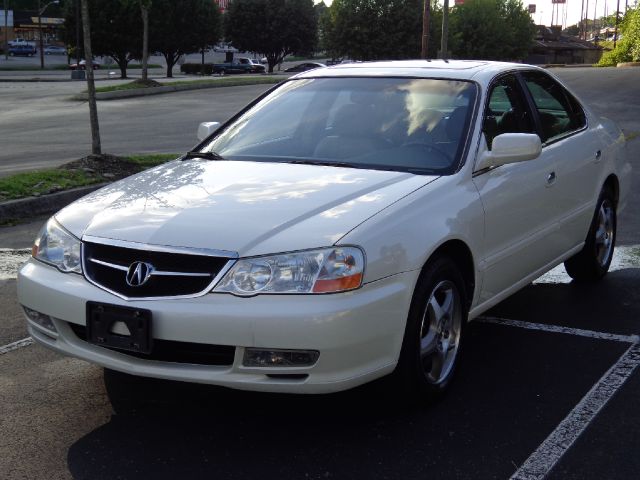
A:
1 67 639 479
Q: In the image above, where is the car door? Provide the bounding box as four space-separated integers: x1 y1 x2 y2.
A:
519 70 602 253
473 73 561 306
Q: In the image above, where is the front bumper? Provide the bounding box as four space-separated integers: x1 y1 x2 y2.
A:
18 259 418 393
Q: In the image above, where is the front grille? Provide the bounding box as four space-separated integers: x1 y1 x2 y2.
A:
69 323 235 366
83 240 231 299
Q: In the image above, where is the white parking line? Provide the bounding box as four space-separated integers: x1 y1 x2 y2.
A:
510 342 640 480
535 245 640 284
478 316 640 344
0 337 33 355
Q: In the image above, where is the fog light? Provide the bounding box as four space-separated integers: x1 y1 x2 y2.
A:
22 306 57 333
243 348 319 367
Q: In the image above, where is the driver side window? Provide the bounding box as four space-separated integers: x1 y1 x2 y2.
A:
484 75 534 149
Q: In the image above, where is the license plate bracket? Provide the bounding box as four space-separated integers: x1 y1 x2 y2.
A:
86 302 153 354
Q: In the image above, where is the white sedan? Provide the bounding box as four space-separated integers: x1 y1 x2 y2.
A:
18 61 630 404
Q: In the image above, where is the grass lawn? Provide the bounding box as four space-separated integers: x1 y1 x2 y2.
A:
94 75 282 93
0 153 178 202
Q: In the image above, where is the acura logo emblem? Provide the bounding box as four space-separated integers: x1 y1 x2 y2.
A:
126 261 154 287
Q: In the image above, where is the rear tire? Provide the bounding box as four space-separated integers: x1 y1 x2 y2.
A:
394 255 468 402
564 187 616 281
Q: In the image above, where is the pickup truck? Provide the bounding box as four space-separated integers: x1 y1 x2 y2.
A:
213 57 266 74
9 45 36 57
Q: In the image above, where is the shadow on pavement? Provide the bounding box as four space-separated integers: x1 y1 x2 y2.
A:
66 319 628 480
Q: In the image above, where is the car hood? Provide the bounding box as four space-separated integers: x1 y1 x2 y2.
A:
56 160 437 257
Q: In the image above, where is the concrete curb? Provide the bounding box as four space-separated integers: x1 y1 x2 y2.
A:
0 183 107 222
72 77 285 101
617 62 640 68
543 64 595 68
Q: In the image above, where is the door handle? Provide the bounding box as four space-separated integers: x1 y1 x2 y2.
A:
546 171 556 186
595 150 602 162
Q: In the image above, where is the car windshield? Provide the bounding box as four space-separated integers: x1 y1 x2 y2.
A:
203 77 477 175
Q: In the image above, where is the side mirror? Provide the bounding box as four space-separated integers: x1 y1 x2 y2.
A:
475 133 542 171
197 121 221 141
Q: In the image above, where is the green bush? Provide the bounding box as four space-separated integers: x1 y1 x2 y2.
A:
180 63 217 75
598 7 640 66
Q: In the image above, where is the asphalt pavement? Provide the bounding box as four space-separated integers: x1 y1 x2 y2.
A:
0 66 639 479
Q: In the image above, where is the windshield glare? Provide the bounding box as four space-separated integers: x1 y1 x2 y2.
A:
204 77 477 175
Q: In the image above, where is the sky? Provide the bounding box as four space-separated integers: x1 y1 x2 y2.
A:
314 0 638 29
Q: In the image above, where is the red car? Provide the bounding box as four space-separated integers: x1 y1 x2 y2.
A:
69 59 100 71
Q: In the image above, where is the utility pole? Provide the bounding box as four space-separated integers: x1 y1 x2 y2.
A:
614 0 621 48
584 0 589 38
593 0 598 40
440 0 449 59
421 0 430 59
580 0 585 38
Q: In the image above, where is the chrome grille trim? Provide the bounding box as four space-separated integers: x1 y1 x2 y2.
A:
80 237 238 301
88 258 212 277
82 235 239 259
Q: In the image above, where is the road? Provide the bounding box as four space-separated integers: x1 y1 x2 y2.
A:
0 81 275 176
0 67 639 479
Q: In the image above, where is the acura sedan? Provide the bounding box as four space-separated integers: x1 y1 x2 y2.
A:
18 61 630 403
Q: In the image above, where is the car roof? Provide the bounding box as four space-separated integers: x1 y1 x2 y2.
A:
293 60 544 83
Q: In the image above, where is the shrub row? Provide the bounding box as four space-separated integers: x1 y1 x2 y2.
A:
180 63 221 75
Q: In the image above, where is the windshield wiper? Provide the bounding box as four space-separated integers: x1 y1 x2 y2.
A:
182 151 225 161
282 159 359 169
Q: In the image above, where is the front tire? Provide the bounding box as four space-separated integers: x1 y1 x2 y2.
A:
394 255 468 401
564 187 616 281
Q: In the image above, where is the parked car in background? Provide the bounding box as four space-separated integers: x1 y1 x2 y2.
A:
9 45 36 57
213 42 239 53
69 59 100 70
18 61 630 407
213 57 265 74
8 38 36 48
44 45 67 55
284 62 326 73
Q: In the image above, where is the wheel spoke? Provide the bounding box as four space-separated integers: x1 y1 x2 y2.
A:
428 295 445 323
420 330 438 357
441 288 454 318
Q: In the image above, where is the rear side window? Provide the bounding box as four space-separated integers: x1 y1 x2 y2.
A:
521 71 585 143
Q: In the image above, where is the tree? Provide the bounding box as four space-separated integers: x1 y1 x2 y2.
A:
140 0 151 81
149 0 222 78
449 0 535 61
80 0 101 155
225 0 316 73
64 0 141 79
324 0 442 61
563 24 580 36
598 7 640 65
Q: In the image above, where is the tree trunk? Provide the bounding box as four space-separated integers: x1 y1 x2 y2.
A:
80 0 101 155
165 53 176 78
141 5 149 81
119 62 127 79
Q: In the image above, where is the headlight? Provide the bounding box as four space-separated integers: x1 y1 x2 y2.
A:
32 218 82 273
213 247 364 296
